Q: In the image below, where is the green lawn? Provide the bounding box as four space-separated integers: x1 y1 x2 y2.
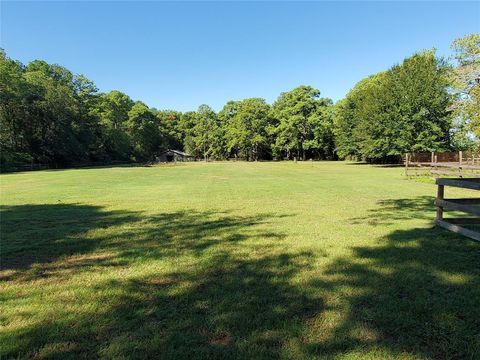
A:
1 162 479 359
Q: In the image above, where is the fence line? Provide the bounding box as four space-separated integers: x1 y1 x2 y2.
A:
404 151 480 178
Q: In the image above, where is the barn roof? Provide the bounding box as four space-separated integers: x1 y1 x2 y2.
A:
165 149 193 157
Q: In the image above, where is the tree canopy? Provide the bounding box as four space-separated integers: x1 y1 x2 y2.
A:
1 33 478 169
449 33 480 146
219 98 272 161
334 50 453 162
271 86 335 160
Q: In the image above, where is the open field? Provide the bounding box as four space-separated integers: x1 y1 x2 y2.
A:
1 162 479 359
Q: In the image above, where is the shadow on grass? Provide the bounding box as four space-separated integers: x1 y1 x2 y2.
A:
314 228 480 358
0 204 139 274
1 204 284 281
351 196 435 226
4 252 322 359
305 197 480 358
2 199 479 359
0 204 139 272
1 203 323 359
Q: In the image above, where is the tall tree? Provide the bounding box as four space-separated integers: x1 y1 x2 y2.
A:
155 110 184 150
0 50 30 164
271 85 333 160
335 51 452 162
22 61 86 164
187 105 221 161
96 90 134 130
126 102 163 161
333 74 384 160
449 33 480 142
220 98 272 160
93 90 134 160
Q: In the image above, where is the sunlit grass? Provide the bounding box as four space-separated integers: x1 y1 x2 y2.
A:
1 162 479 359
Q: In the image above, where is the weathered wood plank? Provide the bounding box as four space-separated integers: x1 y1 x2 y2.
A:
435 199 480 216
435 178 480 190
442 198 480 204
405 153 409 177
435 219 480 242
445 217 480 224
436 185 444 220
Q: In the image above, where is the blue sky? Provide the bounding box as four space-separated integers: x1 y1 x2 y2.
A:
1 1 479 112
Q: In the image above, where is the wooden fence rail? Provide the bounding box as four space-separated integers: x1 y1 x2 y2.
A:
435 178 480 241
405 151 480 178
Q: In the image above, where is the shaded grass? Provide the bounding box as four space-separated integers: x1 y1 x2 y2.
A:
1 162 479 359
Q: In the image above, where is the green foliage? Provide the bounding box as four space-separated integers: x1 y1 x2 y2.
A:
0 50 30 167
334 51 452 162
0 53 102 166
96 90 134 130
126 102 164 161
91 91 135 160
271 86 334 160
155 110 183 150
184 105 222 160
450 33 480 141
450 117 478 151
219 98 272 160
0 50 169 168
2 34 477 168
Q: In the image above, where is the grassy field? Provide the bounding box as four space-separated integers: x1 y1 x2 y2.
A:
1 161 479 359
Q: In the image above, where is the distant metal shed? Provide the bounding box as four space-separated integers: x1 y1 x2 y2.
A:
156 150 194 162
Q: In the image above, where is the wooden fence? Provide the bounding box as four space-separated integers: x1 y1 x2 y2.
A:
1 160 136 173
435 177 480 241
404 151 480 178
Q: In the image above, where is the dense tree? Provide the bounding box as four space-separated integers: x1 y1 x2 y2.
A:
96 90 133 130
178 111 197 156
449 33 480 143
1 35 476 170
0 50 31 165
154 110 184 150
0 54 104 167
388 51 452 154
333 74 386 160
184 105 221 161
219 98 272 160
92 91 134 160
126 102 163 161
334 50 452 162
271 86 334 160
1 55 101 166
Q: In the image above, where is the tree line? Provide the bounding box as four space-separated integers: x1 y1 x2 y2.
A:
1 33 478 169
335 34 479 162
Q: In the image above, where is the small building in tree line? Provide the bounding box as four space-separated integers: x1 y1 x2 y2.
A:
156 150 194 163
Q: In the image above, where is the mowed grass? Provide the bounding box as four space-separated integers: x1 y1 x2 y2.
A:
1 162 479 359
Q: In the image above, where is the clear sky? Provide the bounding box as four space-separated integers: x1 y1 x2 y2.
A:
1 1 479 112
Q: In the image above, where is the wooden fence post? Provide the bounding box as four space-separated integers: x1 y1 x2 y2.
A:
405 153 409 176
436 184 444 221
